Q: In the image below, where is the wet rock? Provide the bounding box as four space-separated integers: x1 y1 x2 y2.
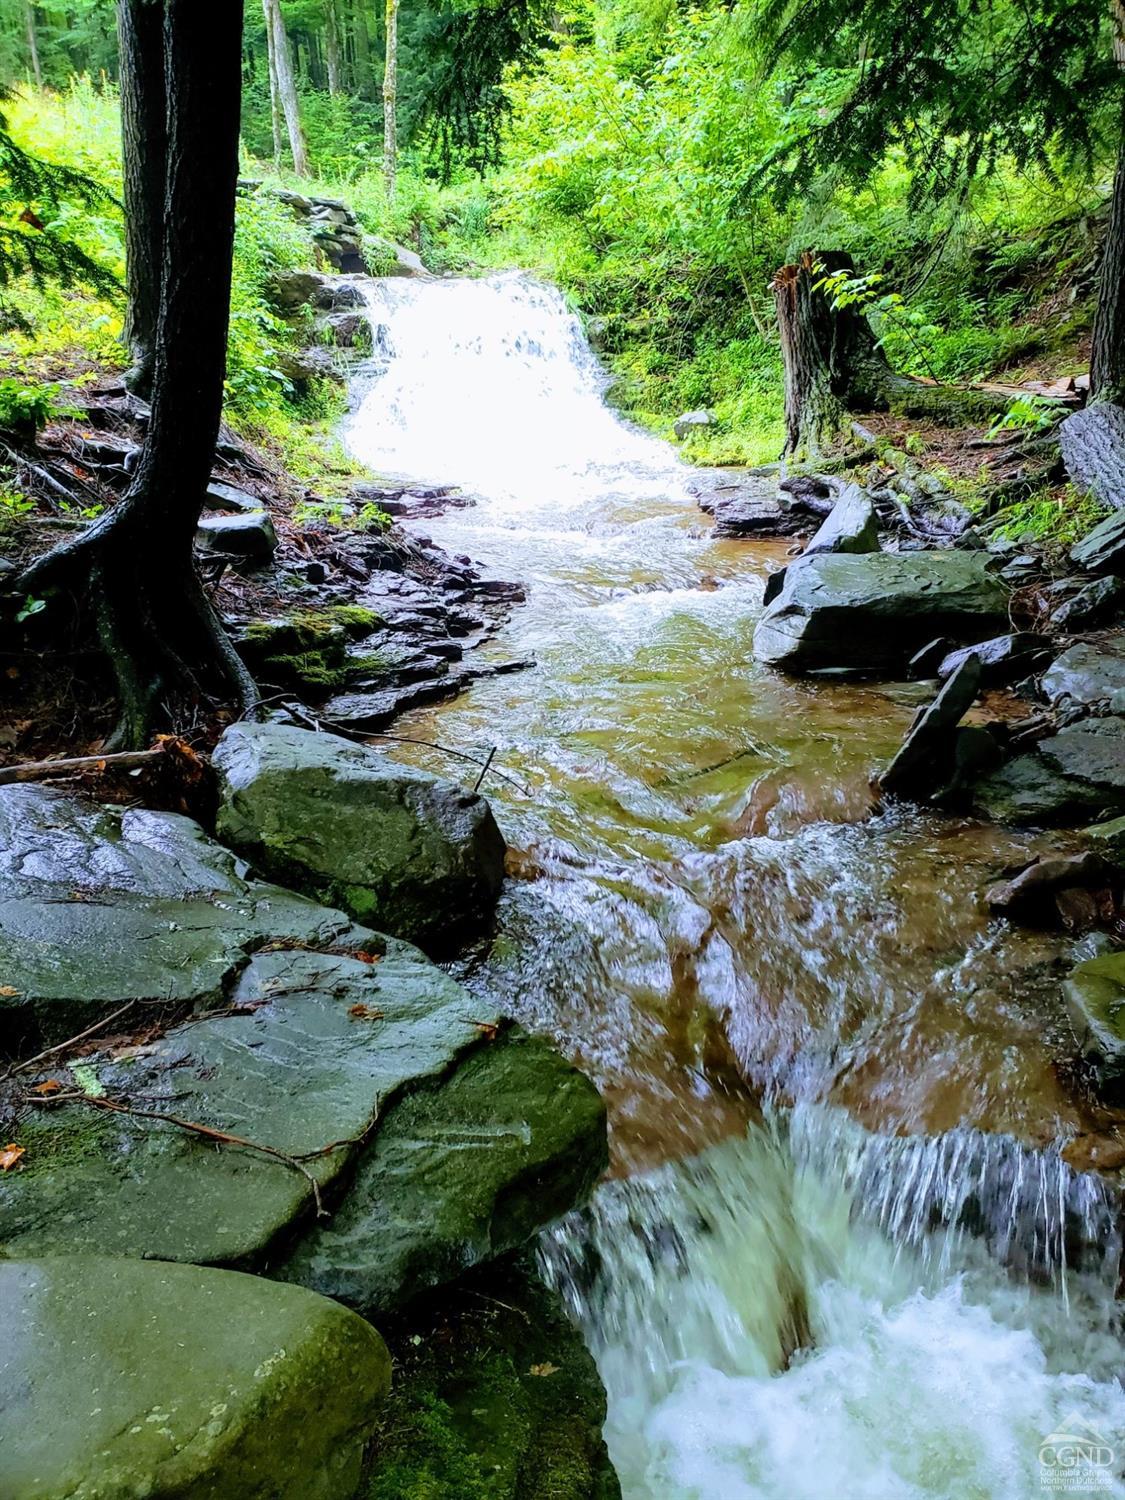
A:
673 409 717 441
310 279 366 312
278 345 347 385
1041 637 1125 715
752 551 1009 674
0 786 361 1055
319 310 371 350
1049 576 1125 630
0 1257 388 1500
196 508 277 563
0 939 502 1264
213 721 505 952
713 494 797 538
778 474 835 516
205 479 262 514
275 1029 609 1317
986 852 1107 923
937 633 1049 686
802 484 879 557
269 268 325 311
1085 814 1125 870
1064 952 1125 1095
880 655 982 800
367 235 429 279
364 1258 620 1500
908 637 950 677
1070 508 1125 574
974 717 1125 826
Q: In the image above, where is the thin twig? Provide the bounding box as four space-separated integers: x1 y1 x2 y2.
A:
24 1092 382 1218
473 746 497 794
1 1001 138 1081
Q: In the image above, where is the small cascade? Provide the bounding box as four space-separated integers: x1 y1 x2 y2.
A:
540 1114 1125 1500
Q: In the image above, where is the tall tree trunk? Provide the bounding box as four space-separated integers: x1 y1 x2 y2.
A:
262 0 310 177
262 3 283 172
117 0 166 399
325 0 342 93
353 0 373 98
1090 7 1125 403
382 0 398 203
24 0 42 86
21 0 256 749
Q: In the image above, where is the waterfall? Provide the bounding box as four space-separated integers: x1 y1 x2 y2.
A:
346 271 693 513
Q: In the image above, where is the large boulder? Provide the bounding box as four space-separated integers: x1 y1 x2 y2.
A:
213 721 505 952
752 551 1009 673
0 1257 388 1500
1041 637 1125 715
274 1028 609 1317
802 484 879 557
1064 952 1125 1095
0 941 497 1266
196 509 277 563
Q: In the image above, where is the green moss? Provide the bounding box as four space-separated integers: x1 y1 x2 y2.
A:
327 604 381 636
361 1258 619 1500
8 1109 117 1179
237 607 384 695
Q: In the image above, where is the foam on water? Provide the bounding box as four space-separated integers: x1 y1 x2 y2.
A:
541 1116 1125 1500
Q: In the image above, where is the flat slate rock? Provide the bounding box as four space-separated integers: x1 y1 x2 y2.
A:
274 1028 608 1318
213 721 505 953
1065 952 1125 1096
1041 637 1125 714
974 717 1125 827
196 509 278 562
0 944 497 1266
0 1256 388 1500
880 654 982 799
1070 508 1125 574
753 551 1009 673
0 786 363 1054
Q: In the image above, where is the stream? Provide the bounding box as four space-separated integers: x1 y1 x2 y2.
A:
346 272 1125 1499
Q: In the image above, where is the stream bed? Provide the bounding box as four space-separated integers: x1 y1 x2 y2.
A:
346 272 1125 1499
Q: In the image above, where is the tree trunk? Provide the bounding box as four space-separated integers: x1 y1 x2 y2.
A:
773 252 893 458
24 0 42 87
325 0 342 93
117 0 166 400
382 0 398 203
262 0 283 172
353 0 373 98
773 251 1012 459
263 0 310 177
20 0 257 749
1090 8 1125 404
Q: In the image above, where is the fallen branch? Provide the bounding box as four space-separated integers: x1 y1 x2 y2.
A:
1 1000 138 1081
0 747 164 785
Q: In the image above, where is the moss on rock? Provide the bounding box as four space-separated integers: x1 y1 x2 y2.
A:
237 607 383 695
363 1258 620 1500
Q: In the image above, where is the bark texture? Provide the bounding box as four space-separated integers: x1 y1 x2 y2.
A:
325 0 342 94
773 252 893 457
383 0 399 203
1060 402 1125 509
262 0 283 171
22 0 255 748
117 0 166 400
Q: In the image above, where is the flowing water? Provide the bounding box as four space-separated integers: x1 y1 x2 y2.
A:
347 272 1125 1498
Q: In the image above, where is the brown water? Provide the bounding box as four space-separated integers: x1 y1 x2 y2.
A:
346 272 1125 1500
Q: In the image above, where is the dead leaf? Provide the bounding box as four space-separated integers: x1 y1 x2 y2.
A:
472 1021 499 1042
354 950 382 965
19 207 44 230
30 1079 62 1096
348 1003 384 1021
0 1144 26 1172
528 1363 559 1378
0 985 19 997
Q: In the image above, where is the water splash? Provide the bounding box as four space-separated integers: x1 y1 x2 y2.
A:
541 1116 1125 1500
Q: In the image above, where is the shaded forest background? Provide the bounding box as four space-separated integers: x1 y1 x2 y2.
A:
0 0 1119 537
